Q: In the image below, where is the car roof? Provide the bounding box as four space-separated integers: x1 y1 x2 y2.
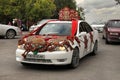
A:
47 20 84 23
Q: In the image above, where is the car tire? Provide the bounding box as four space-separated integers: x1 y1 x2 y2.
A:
69 48 79 69
102 35 105 39
91 41 98 55
105 38 109 44
21 62 30 66
6 30 16 39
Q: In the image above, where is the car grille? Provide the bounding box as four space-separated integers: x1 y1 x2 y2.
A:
24 58 52 63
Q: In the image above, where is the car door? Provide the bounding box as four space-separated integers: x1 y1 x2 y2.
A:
0 24 5 35
79 22 93 55
77 22 86 58
83 22 94 53
77 22 89 57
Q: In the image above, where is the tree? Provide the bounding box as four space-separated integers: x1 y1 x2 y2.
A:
53 0 76 18
77 7 85 20
0 0 56 25
23 0 56 28
115 0 120 5
0 0 20 24
24 0 56 22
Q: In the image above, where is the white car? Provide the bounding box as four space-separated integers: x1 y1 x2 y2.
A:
91 24 104 32
29 19 57 32
0 24 22 39
16 20 99 68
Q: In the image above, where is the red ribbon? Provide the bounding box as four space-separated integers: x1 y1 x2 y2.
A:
89 32 93 43
71 20 78 36
84 35 88 49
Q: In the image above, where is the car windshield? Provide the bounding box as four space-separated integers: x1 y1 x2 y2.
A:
108 21 120 27
38 23 72 36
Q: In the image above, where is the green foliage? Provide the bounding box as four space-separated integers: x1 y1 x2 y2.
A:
0 0 56 24
0 0 20 23
115 0 120 5
0 0 85 24
78 7 85 20
25 0 56 21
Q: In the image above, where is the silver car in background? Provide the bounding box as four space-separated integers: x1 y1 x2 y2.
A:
91 24 104 33
0 24 22 39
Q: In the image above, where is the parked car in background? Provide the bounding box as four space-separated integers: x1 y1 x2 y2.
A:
0 24 22 39
29 19 57 32
91 24 104 32
103 19 120 44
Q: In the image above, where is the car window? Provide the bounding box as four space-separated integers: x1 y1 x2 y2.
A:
108 20 120 27
37 23 72 36
79 23 83 33
79 22 86 32
80 22 92 33
84 22 93 32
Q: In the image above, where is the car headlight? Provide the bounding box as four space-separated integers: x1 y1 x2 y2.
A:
109 32 119 35
56 46 66 51
18 45 24 50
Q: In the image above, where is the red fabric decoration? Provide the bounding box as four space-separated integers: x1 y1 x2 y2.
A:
71 20 78 36
84 35 88 49
59 7 80 21
89 32 93 43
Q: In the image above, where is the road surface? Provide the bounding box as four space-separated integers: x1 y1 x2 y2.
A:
0 33 120 80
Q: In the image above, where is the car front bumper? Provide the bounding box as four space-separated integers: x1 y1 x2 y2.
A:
107 35 120 42
16 49 73 65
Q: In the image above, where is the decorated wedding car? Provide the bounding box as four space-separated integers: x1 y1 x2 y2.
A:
16 7 99 68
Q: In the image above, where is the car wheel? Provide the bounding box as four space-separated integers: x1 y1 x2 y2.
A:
105 38 109 44
102 35 105 39
6 30 15 39
0 36 4 39
69 48 79 68
91 41 98 55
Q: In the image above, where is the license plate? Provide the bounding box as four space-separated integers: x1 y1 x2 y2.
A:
26 54 45 59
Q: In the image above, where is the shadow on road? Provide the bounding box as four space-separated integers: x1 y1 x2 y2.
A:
0 36 21 39
21 64 73 71
102 41 120 45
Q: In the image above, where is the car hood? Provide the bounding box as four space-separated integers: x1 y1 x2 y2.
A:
108 28 120 33
18 35 76 54
26 35 68 44
18 35 72 46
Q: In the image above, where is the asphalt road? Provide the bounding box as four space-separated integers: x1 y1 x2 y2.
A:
0 33 120 80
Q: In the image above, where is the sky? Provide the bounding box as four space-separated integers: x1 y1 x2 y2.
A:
76 0 120 24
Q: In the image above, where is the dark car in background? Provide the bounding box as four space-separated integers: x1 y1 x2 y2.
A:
103 19 120 44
